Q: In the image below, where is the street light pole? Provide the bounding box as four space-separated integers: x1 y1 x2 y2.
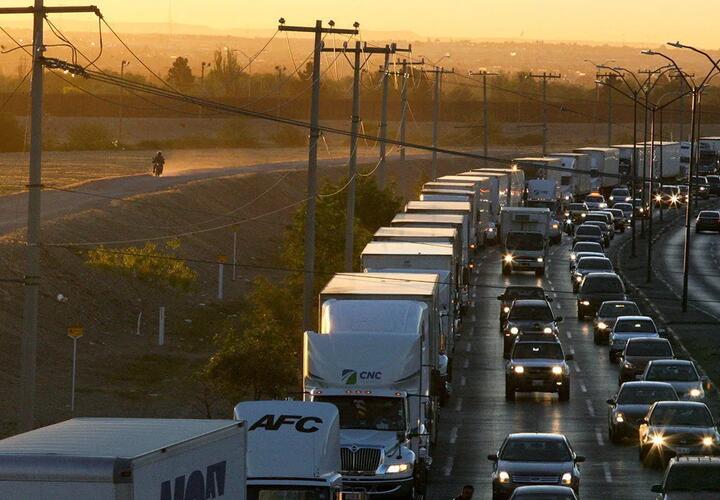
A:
118 60 129 146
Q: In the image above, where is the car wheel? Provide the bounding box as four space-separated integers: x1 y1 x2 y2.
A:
558 384 570 402
505 382 515 401
610 426 622 444
535 267 545 277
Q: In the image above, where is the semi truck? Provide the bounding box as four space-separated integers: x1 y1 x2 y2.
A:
404 200 474 251
611 144 645 180
525 178 559 212
548 152 592 202
573 147 620 192
390 213 468 268
0 418 246 500
472 167 527 208
373 226 460 270
233 400 343 499
498 206 551 276
636 141 680 180
510 157 563 186
432 175 493 244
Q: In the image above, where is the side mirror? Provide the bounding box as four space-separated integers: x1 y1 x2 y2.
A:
658 328 666 335
547 296 554 303
651 485 663 493
606 398 616 405
636 417 647 425
556 316 563 323
497 295 504 300
575 455 586 463
487 453 498 461
565 354 574 361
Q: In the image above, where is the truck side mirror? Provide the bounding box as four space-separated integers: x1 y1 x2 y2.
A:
497 294 504 300
606 398 616 405
555 316 563 323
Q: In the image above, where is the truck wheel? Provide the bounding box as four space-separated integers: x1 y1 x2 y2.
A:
505 381 515 401
535 267 545 277
558 384 570 402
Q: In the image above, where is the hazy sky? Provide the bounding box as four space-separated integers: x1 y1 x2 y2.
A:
26 1 720 47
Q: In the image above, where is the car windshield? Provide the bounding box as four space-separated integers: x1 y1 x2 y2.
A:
698 212 719 219
626 341 672 357
707 176 720 185
315 396 405 431
581 276 624 293
617 386 677 404
509 305 553 321
661 186 677 195
500 439 572 462
585 215 607 223
568 204 586 211
615 203 632 211
678 186 689 194
506 288 545 301
665 465 720 491
576 226 602 236
577 258 612 272
573 242 603 253
598 302 640 317
612 189 629 197
650 405 713 426
513 343 564 360
586 195 604 203
646 364 699 382
613 319 656 333
506 232 545 251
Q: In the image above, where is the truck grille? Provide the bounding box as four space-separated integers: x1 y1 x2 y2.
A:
341 447 382 474
513 474 560 484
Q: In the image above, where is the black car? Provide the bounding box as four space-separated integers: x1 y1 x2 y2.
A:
489 433 584 500
634 197 649 219
593 300 641 345
695 176 711 199
606 381 678 444
577 272 627 320
505 338 572 401
503 300 563 358
651 456 720 498
569 241 605 269
706 175 720 195
695 210 720 233
510 485 578 499
639 401 720 467
620 337 675 384
602 208 627 232
572 224 604 247
497 286 552 332
572 256 613 293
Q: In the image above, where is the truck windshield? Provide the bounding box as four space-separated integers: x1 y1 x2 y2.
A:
248 487 333 500
315 396 405 431
506 232 544 251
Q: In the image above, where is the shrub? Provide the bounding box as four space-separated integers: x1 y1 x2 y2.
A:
0 112 24 152
272 125 307 147
65 122 112 150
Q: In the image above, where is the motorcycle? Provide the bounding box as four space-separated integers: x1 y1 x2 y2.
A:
152 161 164 176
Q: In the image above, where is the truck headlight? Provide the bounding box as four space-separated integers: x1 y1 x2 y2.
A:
498 471 510 483
609 196 614 201
581 213 586 218
544 327 553 334
615 412 625 423
689 388 703 398
552 365 563 375
599 203 607 208
386 463 410 473
702 436 714 447
514 366 525 374
510 326 519 335
651 434 665 446
537 257 544 263
504 254 513 263
561 472 573 485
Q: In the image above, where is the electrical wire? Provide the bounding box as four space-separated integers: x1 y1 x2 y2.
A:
0 67 31 112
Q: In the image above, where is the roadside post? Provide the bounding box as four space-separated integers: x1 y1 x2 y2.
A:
218 254 227 300
67 325 83 413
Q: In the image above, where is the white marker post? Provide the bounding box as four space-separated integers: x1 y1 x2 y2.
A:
218 255 227 300
158 307 165 346
232 232 237 281
67 325 84 413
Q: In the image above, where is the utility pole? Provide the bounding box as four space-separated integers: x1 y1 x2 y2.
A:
424 66 454 178
647 107 656 283
118 60 129 145
0 1 102 431
469 70 499 164
607 80 613 146
395 58 423 162
278 19 359 331
377 44 411 188
528 72 561 155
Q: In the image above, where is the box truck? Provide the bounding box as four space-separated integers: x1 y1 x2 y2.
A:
499 207 551 276
548 152 592 201
472 167 526 208
510 157 563 185
391 213 468 268
304 332 428 498
373 226 460 269
611 144 645 180
0 418 246 500
525 178 559 211
636 141 680 180
404 200 474 252
431 175 493 244
573 147 620 192
233 400 343 499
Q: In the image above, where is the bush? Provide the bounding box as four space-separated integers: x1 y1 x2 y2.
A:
65 122 112 150
218 118 258 147
272 125 307 147
0 112 24 152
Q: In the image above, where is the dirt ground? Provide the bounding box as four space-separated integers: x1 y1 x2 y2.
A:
0 153 497 436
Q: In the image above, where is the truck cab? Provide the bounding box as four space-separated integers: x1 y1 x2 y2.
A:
499 207 551 276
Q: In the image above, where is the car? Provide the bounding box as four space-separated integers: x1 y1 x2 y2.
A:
639 401 720 467
677 185 690 204
572 224 604 247
695 176 711 199
634 197 649 219
564 202 588 226
505 338 572 401
607 381 678 444
608 316 662 363
602 208 627 232
584 220 612 246
549 218 562 245
593 300 641 345
503 299 563 358
613 202 634 222
641 360 707 400
585 212 614 243
620 338 675 384
488 433 584 500
497 286 552 332
609 187 632 206
706 175 720 195
577 272 627 320
655 185 679 207
569 251 605 274
695 210 720 233
569 241 605 266
572 256 613 293
584 193 607 210
510 485 578 499
651 456 720 498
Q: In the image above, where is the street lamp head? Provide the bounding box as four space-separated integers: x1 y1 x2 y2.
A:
667 41 684 48
278 17 285 25
328 19 335 27
641 49 657 55
353 21 360 29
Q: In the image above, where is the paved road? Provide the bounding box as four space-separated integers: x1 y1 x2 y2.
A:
427 236 665 499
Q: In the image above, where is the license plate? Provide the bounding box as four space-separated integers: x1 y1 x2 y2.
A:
532 379 545 387
675 447 691 455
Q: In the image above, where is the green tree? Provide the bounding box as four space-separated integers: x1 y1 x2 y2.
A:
0 112 24 152
209 49 242 96
167 56 195 91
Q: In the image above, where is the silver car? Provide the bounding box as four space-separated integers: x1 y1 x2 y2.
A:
641 360 707 400
609 316 661 363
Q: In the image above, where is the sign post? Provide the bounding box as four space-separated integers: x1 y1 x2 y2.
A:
217 255 227 300
67 325 84 413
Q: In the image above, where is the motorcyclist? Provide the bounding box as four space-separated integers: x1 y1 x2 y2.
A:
152 151 165 176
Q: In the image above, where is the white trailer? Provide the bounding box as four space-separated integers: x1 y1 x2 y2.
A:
510 157 563 186
548 152 592 201
233 401 342 498
373 226 460 269
636 141 680 180
573 147 620 191
391 213 468 268
405 200 474 251
0 418 246 500
611 144 645 180
432 175 493 243
525 178 559 211
472 167 527 208
499 206 551 276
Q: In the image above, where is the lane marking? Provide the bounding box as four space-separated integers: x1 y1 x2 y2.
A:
595 428 605 446
585 399 595 417
443 456 454 476
471 314 476 323
556 303 563 310
603 462 613 483
566 331 572 339
463 358 469 369
449 426 458 444
460 376 467 386
455 397 463 412
574 363 581 373
579 381 587 393
465 343 472 352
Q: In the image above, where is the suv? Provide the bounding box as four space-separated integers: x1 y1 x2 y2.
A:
572 256 613 293
613 202 634 222
585 212 614 244
584 193 607 210
505 339 572 401
565 202 588 226
651 456 720 497
573 224 604 247
655 185 678 206
497 286 552 332
577 272 627 320
609 187 632 206
503 299 563 358
696 210 720 233
593 300 641 345
695 176 711 199
609 316 662 363
620 337 674 383
607 381 678 444
602 208 627 232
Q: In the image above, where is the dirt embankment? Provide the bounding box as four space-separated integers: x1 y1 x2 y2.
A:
0 155 487 435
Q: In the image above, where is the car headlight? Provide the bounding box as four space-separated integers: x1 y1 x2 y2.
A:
561 472 573 485
615 412 625 423
544 327 553 334
552 365 563 375
504 254 513 263
598 322 607 330
470 243 476 249
623 361 634 369
671 195 678 203
651 434 665 446
581 300 590 306
514 366 525 374
689 388 703 398
570 253 577 261
702 436 714 447
639 207 644 213
609 196 614 201
581 213 586 218
503 306 510 313
626 196 632 202
510 326 519 335
386 463 410 474
655 195 662 201
552 223 559 229
575 276 582 282
498 471 510 483
564 212 570 217
599 203 607 208
537 257 544 263
487 227 495 233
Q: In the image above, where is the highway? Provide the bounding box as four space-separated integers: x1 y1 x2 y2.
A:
427 236 665 499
